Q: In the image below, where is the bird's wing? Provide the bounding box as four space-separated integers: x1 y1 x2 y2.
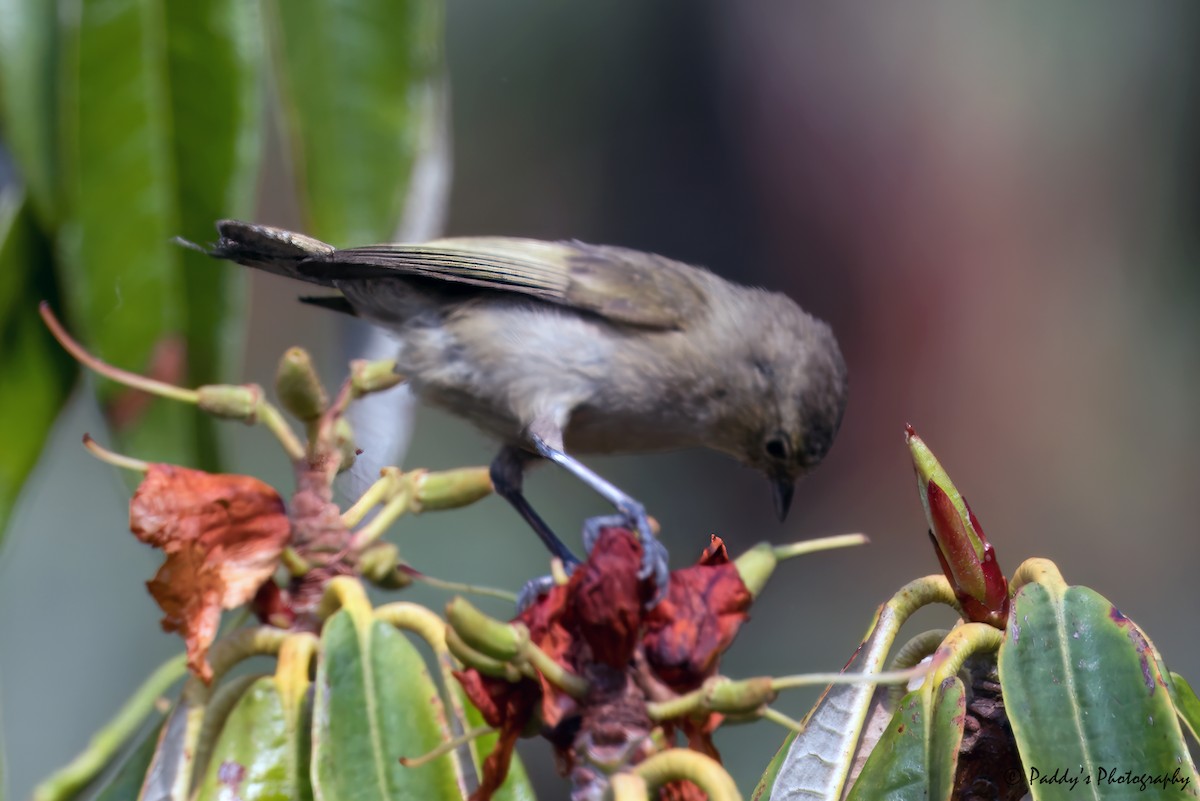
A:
299 237 710 329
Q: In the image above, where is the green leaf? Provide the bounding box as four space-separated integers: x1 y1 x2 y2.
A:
999 582 1199 800
58 0 187 460
194 678 313 801
927 678 966 801
0 0 57 225
163 0 264 465
57 0 262 469
313 610 465 801
267 0 444 244
1169 672 1200 745
844 678 965 801
753 578 960 801
92 720 165 801
0 189 74 544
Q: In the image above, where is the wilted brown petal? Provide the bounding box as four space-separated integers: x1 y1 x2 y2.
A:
455 669 541 801
569 526 645 668
643 551 752 692
130 465 291 681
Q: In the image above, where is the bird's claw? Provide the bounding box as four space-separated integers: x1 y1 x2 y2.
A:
516 572 566 612
518 509 671 613
587 503 670 607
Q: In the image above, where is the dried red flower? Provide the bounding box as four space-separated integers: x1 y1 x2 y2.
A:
455 527 755 800
130 464 291 681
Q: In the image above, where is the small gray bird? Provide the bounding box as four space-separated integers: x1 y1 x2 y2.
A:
198 221 848 598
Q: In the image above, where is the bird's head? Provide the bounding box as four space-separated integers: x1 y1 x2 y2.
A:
731 297 848 521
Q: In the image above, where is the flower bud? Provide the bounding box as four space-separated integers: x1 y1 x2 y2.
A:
350 358 405 396
275 347 327 421
415 467 493 511
445 597 523 662
197 384 261 422
906 425 1008 627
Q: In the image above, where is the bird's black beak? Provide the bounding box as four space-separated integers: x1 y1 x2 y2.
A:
771 477 795 521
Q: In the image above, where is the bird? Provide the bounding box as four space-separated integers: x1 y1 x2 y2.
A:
195 220 848 601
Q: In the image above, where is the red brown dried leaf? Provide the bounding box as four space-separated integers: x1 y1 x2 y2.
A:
131 464 291 681
458 528 755 800
569 527 646 668
643 536 753 691
455 669 542 801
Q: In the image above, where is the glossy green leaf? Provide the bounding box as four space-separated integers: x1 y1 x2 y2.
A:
844 678 965 801
999 582 1199 800
0 0 57 225
191 673 269 791
92 720 165 801
754 577 959 801
57 0 262 468
313 610 464 801
1169 672 1200 745
268 0 444 244
0 189 74 543
927 678 966 801
194 678 313 801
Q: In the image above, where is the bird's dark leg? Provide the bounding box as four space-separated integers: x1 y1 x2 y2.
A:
489 445 581 568
529 434 670 602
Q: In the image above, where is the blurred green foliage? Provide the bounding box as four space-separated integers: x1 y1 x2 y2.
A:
0 0 444 544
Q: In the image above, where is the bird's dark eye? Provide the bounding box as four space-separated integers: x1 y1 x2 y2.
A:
765 437 788 461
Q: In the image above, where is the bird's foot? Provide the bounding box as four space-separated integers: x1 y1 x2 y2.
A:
515 554 581 611
515 573 561 612
586 504 670 606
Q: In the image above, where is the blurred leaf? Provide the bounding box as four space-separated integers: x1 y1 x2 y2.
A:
313 609 465 801
0 0 57 226
0 189 74 544
268 0 444 244
163 0 263 465
57 0 262 469
194 678 314 801
999 581 1199 799
57 0 187 460
92 720 165 801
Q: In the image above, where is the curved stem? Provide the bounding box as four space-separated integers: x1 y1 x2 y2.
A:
1009 557 1066 592
610 771 650 800
39 302 198 404
398 725 494 768
396 566 518 603
255 400 306 462
81 434 152 472
770 666 927 692
773 532 868 560
31 653 189 801
633 749 742 801
927 623 1004 688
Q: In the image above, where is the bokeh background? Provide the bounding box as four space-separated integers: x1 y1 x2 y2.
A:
4 1 1200 796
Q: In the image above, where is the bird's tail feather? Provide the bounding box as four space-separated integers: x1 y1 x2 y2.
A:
182 220 338 286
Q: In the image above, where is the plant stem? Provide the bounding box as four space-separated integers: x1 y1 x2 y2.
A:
31 653 189 801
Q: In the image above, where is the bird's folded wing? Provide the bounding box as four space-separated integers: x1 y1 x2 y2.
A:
303 238 709 330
